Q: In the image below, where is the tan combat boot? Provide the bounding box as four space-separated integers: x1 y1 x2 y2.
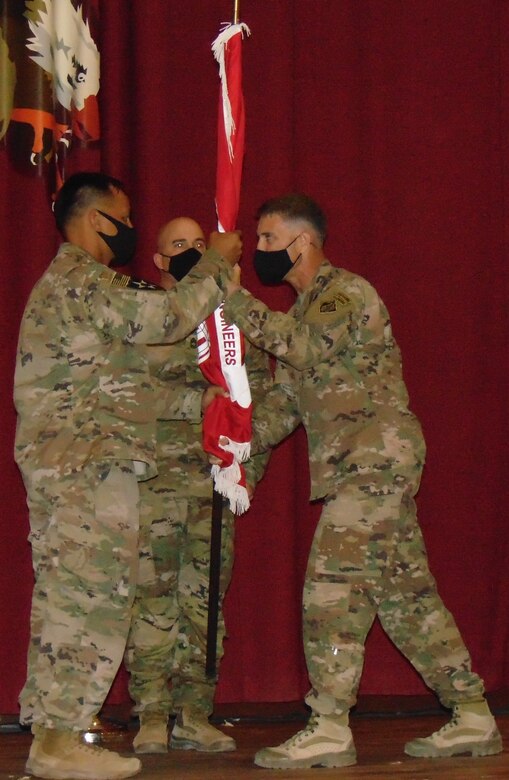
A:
26 726 141 779
254 712 356 769
404 700 503 758
133 713 168 754
170 708 236 752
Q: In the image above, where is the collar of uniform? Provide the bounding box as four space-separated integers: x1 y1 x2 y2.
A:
58 241 104 268
291 258 336 317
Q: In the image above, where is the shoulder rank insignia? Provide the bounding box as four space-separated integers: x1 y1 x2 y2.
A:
128 277 161 290
304 284 353 324
100 270 161 290
319 290 351 312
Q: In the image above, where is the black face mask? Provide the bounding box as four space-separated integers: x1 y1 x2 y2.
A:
161 247 202 281
253 235 300 285
97 210 137 267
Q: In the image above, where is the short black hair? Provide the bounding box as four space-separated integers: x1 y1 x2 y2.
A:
53 171 127 235
256 193 327 245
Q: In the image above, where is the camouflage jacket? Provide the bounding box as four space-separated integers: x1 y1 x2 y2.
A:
148 333 272 498
14 242 232 482
223 260 425 500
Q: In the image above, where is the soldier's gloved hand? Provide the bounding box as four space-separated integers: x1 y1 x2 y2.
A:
208 230 242 266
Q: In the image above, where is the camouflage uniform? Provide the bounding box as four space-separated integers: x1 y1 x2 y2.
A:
125 336 271 718
223 259 485 716
13 242 232 732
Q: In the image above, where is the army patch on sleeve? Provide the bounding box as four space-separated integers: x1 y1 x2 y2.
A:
304 284 353 323
100 270 161 290
128 277 161 290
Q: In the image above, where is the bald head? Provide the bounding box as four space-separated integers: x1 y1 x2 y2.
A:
154 217 206 288
157 218 205 255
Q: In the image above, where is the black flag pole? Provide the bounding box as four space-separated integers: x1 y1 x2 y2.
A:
206 486 224 678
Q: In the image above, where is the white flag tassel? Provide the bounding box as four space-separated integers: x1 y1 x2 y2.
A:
211 462 250 515
212 23 251 163
218 435 251 464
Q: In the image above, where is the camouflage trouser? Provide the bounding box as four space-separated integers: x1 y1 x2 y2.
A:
19 459 140 731
125 490 235 718
304 470 485 716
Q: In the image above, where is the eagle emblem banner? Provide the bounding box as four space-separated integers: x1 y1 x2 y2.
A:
0 0 100 192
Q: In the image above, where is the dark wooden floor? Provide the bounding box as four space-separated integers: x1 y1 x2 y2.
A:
1 695 508 779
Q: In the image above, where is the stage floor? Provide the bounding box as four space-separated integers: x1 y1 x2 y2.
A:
1 695 508 779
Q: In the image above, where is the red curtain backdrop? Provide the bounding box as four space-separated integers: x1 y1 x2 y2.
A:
1 0 508 714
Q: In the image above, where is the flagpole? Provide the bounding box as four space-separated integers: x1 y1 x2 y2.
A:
205 1 250 679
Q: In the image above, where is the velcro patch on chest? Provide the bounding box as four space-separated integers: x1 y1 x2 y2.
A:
100 270 130 288
100 270 160 290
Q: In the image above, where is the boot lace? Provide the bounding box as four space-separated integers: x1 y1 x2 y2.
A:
430 712 461 739
283 716 320 747
74 738 126 758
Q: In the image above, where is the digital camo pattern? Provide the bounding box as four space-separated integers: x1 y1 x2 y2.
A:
19 460 140 730
126 495 233 717
125 334 272 716
224 258 485 712
14 242 231 729
304 472 484 715
224 260 425 501
14 242 231 483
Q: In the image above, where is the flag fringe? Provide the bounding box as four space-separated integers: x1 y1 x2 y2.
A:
211 462 250 515
211 22 251 160
219 436 251 463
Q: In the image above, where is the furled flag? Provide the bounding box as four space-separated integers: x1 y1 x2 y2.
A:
197 21 251 515
0 0 100 192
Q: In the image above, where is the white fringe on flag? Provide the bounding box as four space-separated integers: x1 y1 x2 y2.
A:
212 22 251 161
217 436 251 463
211 461 250 515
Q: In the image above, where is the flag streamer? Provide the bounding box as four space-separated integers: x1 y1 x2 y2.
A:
198 20 252 515
212 23 251 162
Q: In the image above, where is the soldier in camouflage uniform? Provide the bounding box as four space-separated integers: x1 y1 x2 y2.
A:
13 173 241 780
222 193 502 770
125 217 271 754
